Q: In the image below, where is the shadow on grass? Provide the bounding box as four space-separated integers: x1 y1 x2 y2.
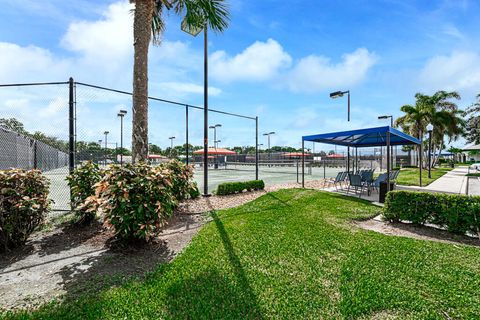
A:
165 212 264 319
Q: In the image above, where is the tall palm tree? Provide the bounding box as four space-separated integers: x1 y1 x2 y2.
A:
130 0 229 162
396 91 463 167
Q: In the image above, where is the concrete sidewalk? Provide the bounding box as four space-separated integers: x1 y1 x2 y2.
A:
398 167 468 195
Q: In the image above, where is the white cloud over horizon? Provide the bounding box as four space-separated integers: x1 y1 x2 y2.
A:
210 38 292 83
418 51 480 94
285 48 377 93
210 40 377 93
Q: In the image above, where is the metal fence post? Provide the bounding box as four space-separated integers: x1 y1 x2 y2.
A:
255 116 259 180
186 105 189 165
68 77 75 173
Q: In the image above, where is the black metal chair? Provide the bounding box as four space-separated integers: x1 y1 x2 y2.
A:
347 173 365 197
326 171 347 189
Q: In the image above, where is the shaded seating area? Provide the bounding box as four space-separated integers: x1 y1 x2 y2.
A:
301 126 421 200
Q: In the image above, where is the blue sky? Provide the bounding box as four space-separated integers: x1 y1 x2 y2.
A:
1 0 480 150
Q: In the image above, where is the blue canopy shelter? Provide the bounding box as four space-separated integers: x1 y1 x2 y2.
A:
301 126 422 192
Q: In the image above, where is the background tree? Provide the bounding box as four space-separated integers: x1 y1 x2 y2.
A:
464 94 480 144
130 0 229 163
0 118 28 135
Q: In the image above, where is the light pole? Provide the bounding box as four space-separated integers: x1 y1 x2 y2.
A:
214 139 221 148
117 110 127 165
330 90 350 172
169 136 175 158
104 131 109 165
427 123 433 179
263 132 275 162
181 20 209 196
98 139 102 164
378 115 394 170
209 124 222 148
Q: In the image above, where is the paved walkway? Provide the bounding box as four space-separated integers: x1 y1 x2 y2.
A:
398 167 468 195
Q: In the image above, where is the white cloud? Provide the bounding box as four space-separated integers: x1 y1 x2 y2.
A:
0 43 70 83
286 48 377 93
418 51 480 92
210 38 292 82
442 24 465 40
61 2 133 65
210 41 376 93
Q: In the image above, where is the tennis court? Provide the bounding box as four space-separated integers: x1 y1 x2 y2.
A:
42 166 70 212
193 162 345 192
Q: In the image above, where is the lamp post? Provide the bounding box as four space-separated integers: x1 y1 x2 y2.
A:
98 139 102 164
181 20 209 195
169 136 175 158
330 90 350 172
117 110 127 165
209 124 222 148
104 131 109 166
378 115 394 170
427 123 433 179
214 139 221 148
263 132 275 162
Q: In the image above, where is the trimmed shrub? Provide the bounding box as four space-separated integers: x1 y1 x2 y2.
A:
384 190 480 236
162 160 199 200
0 169 51 251
83 161 198 242
216 180 265 196
67 161 103 224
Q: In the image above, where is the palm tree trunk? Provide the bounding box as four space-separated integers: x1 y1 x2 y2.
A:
132 0 154 163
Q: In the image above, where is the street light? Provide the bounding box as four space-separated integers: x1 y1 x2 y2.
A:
117 110 127 165
329 90 350 121
427 123 433 179
169 136 176 158
209 124 222 148
330 90 350 172
181 19 209 196
98 139 102 164
214 139 221 148
104 131 109 166
263 132 275 164
378 115 393 127
263 132 275 150
378 115 394 170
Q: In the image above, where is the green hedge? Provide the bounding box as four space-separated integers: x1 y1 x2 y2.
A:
0 169 51 251
384 190 480 236
216 180 265 196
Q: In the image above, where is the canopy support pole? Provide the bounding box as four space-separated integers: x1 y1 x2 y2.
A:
302 139 305 188
347 146 350 173
386 131 390 193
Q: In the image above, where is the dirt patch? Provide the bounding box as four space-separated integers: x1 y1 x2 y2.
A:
355 216 480 247
0 213 206 311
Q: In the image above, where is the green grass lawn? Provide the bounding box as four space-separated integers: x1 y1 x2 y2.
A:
466 173 480 177
4 189 480 319
396 167 453 186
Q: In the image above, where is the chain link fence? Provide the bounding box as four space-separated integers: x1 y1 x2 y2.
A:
1 79 261 210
